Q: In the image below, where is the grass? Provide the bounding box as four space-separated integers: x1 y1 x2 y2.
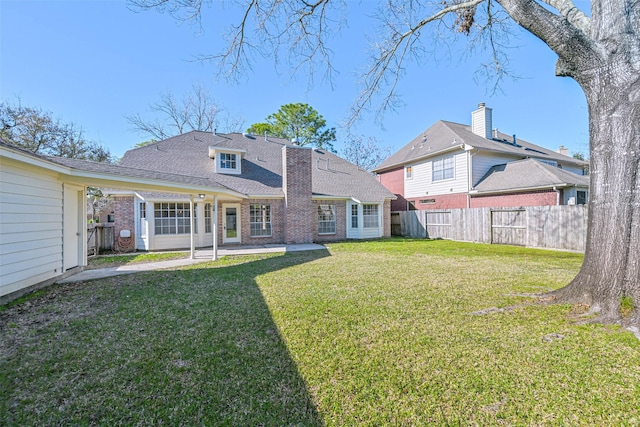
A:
1 238 639 426
86 251 188 269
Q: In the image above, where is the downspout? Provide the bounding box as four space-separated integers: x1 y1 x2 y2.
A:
212 195 218 261
189 195 195 259
466 148 476 208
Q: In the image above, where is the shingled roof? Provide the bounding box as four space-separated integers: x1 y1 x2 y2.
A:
119 131 395 203
473 158 590 194
373 120 588 172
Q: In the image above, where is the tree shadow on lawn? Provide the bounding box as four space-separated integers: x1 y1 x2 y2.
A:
1 250 330 426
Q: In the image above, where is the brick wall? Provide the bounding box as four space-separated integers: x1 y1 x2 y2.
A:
406 193 468 210
377 168 408 211
239 198 286 245
312 200 347 242
470 190 558 208
113 195 135 252
282 146 314 244
383 200 392 237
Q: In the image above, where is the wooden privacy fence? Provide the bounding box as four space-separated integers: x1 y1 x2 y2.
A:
391 205 588 252
87 224 115 256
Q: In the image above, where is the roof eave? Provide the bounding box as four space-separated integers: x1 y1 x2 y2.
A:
470 183 587 196
373 144 466 173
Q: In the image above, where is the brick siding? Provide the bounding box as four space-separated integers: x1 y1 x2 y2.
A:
383 200 392 237
377 168 408 211
113 195 135 252
470 190 558 208
282 146 314 244
312 200 347 242
406 193 468 210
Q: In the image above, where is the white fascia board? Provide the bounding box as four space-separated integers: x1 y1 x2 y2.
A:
60 171 247 199
208 146 247 158
1 145 70 174
245 194 285 199
470 183 570 196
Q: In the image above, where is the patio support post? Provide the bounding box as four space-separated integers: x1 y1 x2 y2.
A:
189 195 195 260
212 195 218 261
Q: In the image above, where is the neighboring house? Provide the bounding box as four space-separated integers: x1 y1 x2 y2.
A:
373 103 589 211
111 131 395 251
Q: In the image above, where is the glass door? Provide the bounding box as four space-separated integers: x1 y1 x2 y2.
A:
222 204 241 243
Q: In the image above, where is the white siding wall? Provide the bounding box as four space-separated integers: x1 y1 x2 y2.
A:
0 160 64 297
345 201 383 239
471 152 518 186
145 201 208 251
405 150 468 198
560 164 586 176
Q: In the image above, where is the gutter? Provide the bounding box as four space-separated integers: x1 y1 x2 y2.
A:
469 183 571 196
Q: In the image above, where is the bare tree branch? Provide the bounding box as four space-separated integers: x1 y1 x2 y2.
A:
126 84 242 141
540 0 591 34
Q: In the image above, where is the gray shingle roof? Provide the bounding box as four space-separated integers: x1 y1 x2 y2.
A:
374 120 588 172
473 158 590 193
119 131 395 202
1 138 233 192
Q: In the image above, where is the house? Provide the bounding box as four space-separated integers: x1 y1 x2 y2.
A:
0 138 247 302
373 103 589 211
111 131 395 251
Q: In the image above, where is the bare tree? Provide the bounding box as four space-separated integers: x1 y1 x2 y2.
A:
126 84 245 141
130 0 640 333
341 134 392 172
0 100 114 163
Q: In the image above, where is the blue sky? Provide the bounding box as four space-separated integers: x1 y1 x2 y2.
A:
1 0 590 160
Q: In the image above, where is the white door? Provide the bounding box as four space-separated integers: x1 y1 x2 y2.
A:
222 203 241 244
63 185 82 271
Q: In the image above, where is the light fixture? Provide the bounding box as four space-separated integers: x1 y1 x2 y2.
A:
198 194 205 199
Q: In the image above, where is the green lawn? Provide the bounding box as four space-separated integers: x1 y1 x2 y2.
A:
2 239 639 426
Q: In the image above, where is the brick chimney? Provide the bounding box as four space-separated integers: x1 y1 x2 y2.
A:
282 145 313 243
471 102 493 139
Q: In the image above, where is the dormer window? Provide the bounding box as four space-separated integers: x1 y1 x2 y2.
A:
220 153 237 170
208 146 246 175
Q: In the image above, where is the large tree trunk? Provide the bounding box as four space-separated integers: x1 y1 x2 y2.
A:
495 0 640 333
551 61 640 331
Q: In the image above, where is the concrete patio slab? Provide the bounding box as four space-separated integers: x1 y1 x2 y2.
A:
57 243 326 284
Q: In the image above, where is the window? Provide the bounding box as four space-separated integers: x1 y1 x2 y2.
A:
205 203 212 233
250 204 272 237
406 166 413 179
577 191 587 205
154 202 192 235
419 199 436 205
363 204 379 228
318 204 336 234
351 204 358 228
140 203 146 219
432 155 454 181
219 153 237 169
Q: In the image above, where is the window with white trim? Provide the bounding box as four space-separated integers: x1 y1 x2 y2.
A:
318 204 336 234
363 204 379 228
250 204 272 237
205 203 212 233
351 204 358 228
219 152 237 170
406 166 413 179
432 155 454 181
154 202 193 235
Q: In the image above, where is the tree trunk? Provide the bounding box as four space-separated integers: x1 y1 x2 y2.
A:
551 59 640 331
